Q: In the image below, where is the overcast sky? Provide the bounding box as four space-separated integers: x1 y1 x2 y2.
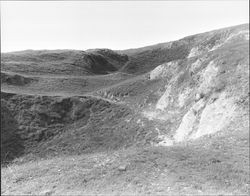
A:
1 1 249 52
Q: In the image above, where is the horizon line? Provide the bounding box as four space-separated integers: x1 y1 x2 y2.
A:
1 22 249 54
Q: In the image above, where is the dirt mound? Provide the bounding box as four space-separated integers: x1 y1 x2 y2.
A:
1 100 24 164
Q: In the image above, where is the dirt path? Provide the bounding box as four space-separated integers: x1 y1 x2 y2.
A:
1 87 128 108
1 70 133 79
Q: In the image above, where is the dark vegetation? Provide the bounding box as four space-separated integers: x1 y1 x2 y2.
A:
1 92 153 162
1 100 24 164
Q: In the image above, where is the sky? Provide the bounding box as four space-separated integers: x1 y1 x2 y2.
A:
1 1 249 52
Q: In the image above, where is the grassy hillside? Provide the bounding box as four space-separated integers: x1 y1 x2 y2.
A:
1 23 249 195
1 49 128 76
121 41 189 74
119 23 249 75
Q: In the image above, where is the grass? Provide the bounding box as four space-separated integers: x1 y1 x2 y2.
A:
1 23 249 195
1 49 128 76
2 124 249 195
1 92 153 162
121 41 190 75
1 71 133 97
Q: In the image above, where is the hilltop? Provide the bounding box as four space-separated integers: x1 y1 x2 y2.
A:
1 49 128 76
